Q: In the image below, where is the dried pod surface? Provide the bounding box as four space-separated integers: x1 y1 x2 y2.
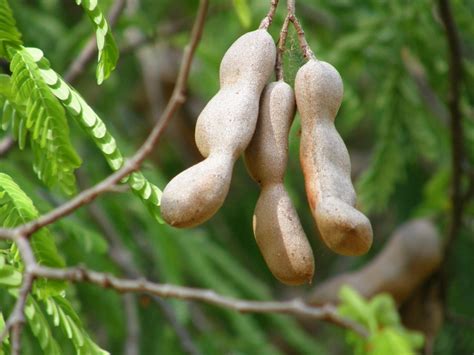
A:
245 82 314 285
308 219 442 305
161 29 276 228
295 59 373 256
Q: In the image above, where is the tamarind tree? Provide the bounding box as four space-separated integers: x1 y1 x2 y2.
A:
0 0 473 354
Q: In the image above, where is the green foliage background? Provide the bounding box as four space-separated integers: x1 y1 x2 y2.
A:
0 0 473 354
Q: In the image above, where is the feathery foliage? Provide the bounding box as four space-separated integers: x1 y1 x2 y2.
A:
24 297 61 355
338 286 424 355
75 0 119 84
0 173 64 270
0 173 108 354
39 66 162 221
43 296 109 355
6 47 81 194
0 0 22 58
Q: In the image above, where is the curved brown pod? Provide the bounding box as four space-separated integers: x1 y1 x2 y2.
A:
308 219 442 305
245 81 314 285
161 29 276 228
295 59 373 256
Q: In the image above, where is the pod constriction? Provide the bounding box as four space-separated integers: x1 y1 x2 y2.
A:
295 60 373 256
161 29 276 228
245 81 315 285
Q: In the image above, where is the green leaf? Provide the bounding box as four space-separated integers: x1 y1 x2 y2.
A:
24 297 61 355
370 328 414 355
338 287 424 354
38 67 163 222
0 312 8 345
0 173 66 295
75 0 118 84
414 168 450 217
0 0 23 58
357 89 407 213
338 286 377 333
0 263 22 287
8 47 81 194
232 0 252 28
44 296 110 354
58 219 109 255
0 74 12 97
369 294 399 327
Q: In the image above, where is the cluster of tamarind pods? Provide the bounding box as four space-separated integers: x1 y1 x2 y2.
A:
161 18 373 285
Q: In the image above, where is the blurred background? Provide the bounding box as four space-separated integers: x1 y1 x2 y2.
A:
1 0 473 354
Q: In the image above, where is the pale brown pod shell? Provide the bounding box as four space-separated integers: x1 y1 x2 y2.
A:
253 184 315 285
245 82 295 183
160 154 232 228
161 29 276 228
245 82 314 285
308 219 442 305
295 59 373 256
196 29 277 158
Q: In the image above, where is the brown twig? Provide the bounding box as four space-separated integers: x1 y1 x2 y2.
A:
287 0 316 60
259 0 279 30
0 237 36 349
30 264 369 338
0 0 209 242
275 15 290 81
64 0 126 84
82 193 200 355
438 0 464 257
9 273 34 355
1 234 370 346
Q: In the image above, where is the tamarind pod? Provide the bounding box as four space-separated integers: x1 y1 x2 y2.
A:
295 59 373 256
245 82 314 285
161 29 276 228
308 219 442 305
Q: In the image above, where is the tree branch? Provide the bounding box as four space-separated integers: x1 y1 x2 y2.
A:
0 237 36 350
0 0 209 241
80 191 200 355
30 264 369 338
438 0 464 256
259 0 279 30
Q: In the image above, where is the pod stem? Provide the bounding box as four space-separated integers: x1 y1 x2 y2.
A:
259 0 280 29
275 14 290 81
286 0 316 61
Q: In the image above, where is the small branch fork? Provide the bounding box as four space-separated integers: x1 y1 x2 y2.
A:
275 14 290 81
0 234 369 344
260 0 316 83
286 0 316 60
259 0 279 29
